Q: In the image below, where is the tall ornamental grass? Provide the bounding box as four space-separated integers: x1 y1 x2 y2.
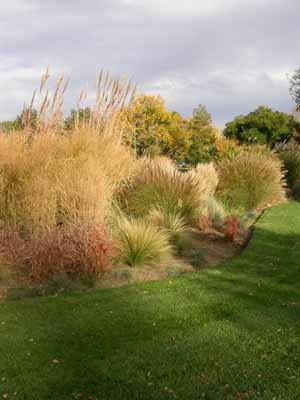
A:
217 151 286 211
0 130 135 230
0 70 136 281
123 157 219 223
275 140 300 190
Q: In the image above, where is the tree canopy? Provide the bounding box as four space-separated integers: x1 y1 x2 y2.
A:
185 104 219 165
124 95 192 161
0 108 37 132
0 97 222 165
223 106 300 147
64 107 91 130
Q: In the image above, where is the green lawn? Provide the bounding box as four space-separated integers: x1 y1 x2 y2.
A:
1 203 300 399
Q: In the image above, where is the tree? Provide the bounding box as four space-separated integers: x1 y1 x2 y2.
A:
124 95 191 162
289 68 300 111
64 107 91 130
224 106 300 147
123 97 221 165
0 108 37 132
191 104 212 128
185 104 219 165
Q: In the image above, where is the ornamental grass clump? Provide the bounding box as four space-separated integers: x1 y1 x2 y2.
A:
123 158 218 223
147 208 190 255
201 196 226 228
186 162 219 199
275 140 300 190
0 70 136 281
0 226 114 283
113 216 173 267
217 152 286 211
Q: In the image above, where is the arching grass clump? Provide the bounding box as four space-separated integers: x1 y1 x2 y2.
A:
275 140 300 190
200 196 226 227
123 158 218 223
114 216 173 267
147 208 190 255
217 152 286 211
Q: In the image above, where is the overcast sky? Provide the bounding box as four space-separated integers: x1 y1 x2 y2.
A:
0 0 299 127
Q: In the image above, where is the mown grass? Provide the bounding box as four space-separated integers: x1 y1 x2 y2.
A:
1 202 300 399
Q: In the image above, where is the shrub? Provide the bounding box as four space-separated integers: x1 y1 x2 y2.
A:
0 226 114 282
292 182 300 201
124 158 218 223
224 215 239 242
217 152 286 210
148 208 190 255
275 140 300 190
200 196 226 228
113 216 173 267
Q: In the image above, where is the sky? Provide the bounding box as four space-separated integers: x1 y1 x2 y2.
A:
0 0 299 127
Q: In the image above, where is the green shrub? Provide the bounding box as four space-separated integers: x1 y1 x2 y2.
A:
217 152 286 211
113 216 173 267
275 140 300 190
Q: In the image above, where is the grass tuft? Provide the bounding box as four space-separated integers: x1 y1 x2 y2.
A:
113 215 173 267
217 151 286 210
123 158 218 223
147 208 191 255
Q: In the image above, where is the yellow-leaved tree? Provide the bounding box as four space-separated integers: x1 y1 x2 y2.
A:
123 95 192 162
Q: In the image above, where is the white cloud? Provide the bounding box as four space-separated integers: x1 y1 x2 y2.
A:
0 0 35 16
141 67 293 126
120 0 271 17
0 0 298 125
0 61 73 120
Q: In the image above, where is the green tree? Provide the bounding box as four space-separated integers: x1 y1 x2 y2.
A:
190 104 212 128
0 108 37 132
185 104 219 165
289 68 300 111
64 107 91 130
224 106 300 147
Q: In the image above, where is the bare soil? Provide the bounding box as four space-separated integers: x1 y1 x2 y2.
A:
98 226 252 288
184 226 251 267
